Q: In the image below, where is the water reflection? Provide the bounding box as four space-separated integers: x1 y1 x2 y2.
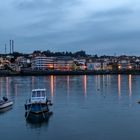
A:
0 75 139 140
118 74 121 97
129 75 132 97
50 75 55 98
96 75 101 91
83 75 87 97
6 77 10 96
0 75 135 100
67 76 70 96
117 75 133 98
0 106 13 114
31 76 35 89
0 77 2 96
14 84 18 96
25 112 52 128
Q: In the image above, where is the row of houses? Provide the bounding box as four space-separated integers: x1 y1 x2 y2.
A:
19 55 140 71
1 55 140 72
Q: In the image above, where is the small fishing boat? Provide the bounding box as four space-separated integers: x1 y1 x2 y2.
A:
25 88 53 120
0 96 13 109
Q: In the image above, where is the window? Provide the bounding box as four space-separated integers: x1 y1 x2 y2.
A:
32 91 36 97
37 91 41 97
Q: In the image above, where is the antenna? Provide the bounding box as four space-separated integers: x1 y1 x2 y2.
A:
12 40 14 53
9 40 11 54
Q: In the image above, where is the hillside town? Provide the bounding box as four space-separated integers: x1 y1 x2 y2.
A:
0 50 140 75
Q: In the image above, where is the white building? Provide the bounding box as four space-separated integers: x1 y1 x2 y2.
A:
32 56 48 70
87 62 101 70
54 57 74 70
16 56 31 67
32 56 74 70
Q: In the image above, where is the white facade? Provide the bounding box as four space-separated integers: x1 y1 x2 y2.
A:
87 62 101 70
54 59 74 70
16 56 31 66
74 59 86 65
32 56 74 70
32 56 48 70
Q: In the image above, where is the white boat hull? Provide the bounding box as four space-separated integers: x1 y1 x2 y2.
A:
0 101 13 109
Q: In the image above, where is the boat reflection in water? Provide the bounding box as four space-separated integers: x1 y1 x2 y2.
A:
0 106 13 114
25 111 53 124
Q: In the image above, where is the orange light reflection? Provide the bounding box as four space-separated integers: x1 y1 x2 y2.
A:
83 75 87 97
50 75 54 98
118 75 121 97
129 75 132 97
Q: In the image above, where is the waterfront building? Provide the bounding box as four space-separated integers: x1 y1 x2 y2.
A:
9 63 20 72
106 63 113 70
117 59 134 70
16 56 31 68
32 56 48 70
73 58 86 70
45 57 55 70
0 57 11 70
87 62 101 70
53 57 74 70
102 62 108 70
31 56 74 71
0 57 5 69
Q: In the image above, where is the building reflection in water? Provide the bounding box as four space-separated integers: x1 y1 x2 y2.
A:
0 78 2 96
31 76 35 90
14 84 18 96
83 75 87 97
67 76 70 96
50 75 55 98
118 74 121 97
95 75 101 91
128 75 132 97
118 74 132 98
6 77 10 96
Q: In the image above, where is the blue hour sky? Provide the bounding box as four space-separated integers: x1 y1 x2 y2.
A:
0 0 140 55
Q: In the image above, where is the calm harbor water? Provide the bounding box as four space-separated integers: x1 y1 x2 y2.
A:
0 75 140 140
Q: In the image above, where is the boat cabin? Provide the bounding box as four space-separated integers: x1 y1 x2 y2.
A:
31 89 47 103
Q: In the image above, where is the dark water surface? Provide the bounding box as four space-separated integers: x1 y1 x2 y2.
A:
0 75 140 140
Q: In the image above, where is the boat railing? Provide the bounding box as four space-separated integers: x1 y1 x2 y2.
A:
26 99 31 104
26 98 53 106
47 100 53 106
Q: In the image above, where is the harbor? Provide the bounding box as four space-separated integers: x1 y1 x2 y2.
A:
1 51 140 77
1 0 140 139
1 69 140 76
0 75 140 140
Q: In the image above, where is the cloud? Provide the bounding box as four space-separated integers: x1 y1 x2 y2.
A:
0 0 140 55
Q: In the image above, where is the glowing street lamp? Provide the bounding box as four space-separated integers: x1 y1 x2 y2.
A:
118 65 121 70
128 65 132 69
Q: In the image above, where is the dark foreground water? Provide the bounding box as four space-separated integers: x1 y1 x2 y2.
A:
0 75 140 140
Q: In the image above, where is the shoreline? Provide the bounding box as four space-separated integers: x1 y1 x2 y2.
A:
0 70 140 76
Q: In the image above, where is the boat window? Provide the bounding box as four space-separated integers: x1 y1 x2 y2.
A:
32 91 36 97
37 91 41 97
42 91 45 97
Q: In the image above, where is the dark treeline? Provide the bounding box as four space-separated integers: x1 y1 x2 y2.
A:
1 50 137 59
33 51 140 59
0 50 91 58
35 50 89 57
